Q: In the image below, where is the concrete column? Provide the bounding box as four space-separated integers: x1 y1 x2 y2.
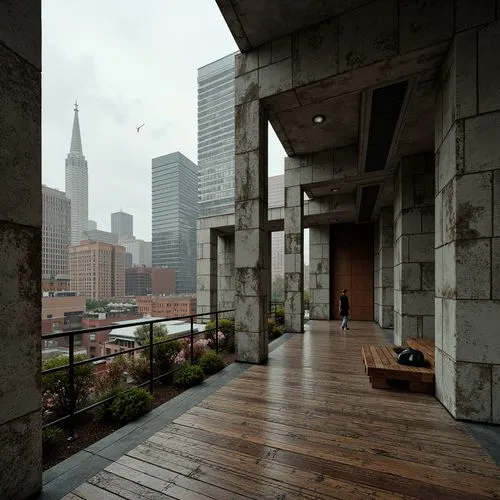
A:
309 225 330 320
234 79 269 362
435 23 500 423
393 155 435 344
374 207 394 328
284 177 304 333
0 3 42 497
196 227 218 318
218 234 235 314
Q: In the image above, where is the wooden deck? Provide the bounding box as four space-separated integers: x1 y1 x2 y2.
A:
68 322 500 499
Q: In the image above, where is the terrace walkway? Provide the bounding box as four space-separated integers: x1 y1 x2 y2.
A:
66 321 500 499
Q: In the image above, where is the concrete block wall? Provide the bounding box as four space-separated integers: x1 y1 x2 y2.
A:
435 17 500 423
196 227 218 319
284 177 304 333
217 234 235 314
0 2 43 497
234 79 269 362
374 207 394 328
309 226 330 320
394 155 435 345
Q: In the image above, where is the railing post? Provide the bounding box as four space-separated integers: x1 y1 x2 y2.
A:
215 311 219 354
68 333 75 441
149 322 154 395
190 316 194 364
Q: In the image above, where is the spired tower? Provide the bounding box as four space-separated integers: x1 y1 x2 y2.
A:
65 101 89 245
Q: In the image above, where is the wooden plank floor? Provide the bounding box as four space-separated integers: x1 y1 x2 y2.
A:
67 322 500 499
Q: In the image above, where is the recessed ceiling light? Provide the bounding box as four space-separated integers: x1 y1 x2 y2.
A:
312 114 325 124
331 187 339 192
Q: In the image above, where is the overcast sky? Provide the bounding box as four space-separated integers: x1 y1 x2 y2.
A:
42 0 287 241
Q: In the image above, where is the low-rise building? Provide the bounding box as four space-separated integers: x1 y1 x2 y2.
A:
125 266 176 296
136 295 196 318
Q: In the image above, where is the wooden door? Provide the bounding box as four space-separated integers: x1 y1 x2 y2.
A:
331 223 374 321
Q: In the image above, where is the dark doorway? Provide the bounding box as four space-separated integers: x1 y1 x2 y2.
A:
330 223 374 321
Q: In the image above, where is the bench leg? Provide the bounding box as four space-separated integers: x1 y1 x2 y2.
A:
409 381 434 394
371 377 391 390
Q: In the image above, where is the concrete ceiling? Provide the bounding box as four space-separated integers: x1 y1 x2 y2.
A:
216 0 373 52
276 93 361 155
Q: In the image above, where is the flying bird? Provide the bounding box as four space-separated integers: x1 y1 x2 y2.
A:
136 123 145 133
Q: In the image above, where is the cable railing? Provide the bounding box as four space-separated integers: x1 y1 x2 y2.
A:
41 309 234 440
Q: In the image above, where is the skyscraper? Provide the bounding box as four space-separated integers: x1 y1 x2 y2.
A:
197 53 237 217
65 102 88 245
152 152 198 293
269 175 285 280
111 211 133 239
42 185 71 280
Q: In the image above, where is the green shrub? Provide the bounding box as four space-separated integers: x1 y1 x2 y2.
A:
204 318 235 352
173 364 204 389
142 335 182 379
95 388 121 422
109 388 153 425
42 355 94 420
274 306 285 325
199 351 225 375
268 319 284 341
42 426 65 453
126 355 150 384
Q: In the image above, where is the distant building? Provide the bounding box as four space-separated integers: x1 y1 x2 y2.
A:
120 237 152 267
42 277 71 293
69 241 125 299
42 185 71 281
198 53 237 217
41 295 85 335
111 211 133 239
83 229 118 245
65 102 88 245
125 267 176 296
124 252 133 268
269 175 285 280
136 295 196 318
152 152 198 293
87 219 97 231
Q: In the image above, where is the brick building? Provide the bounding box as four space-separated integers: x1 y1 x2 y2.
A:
136 295 196 318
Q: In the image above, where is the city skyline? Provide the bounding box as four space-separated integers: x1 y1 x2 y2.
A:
41 1 286 242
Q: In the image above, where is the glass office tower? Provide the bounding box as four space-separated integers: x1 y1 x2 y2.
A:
197 53 237 217
152 152 198 293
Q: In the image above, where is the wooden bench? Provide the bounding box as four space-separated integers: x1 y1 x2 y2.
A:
362 339 435 394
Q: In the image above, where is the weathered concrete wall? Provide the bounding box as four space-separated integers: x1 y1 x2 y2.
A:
0 2 42 497
284 173 304 332
393 155 435 344
234 77 269 362
309 226 330 320
374 207 394 329
435 19 500 423
217 234 235 314
196 227 218 319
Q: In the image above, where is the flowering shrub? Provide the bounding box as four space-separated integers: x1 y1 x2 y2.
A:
141 335 181 378
126 355 150 384
42 355 94 421
204 319 235 352
176 337 208 364
92 356 126 394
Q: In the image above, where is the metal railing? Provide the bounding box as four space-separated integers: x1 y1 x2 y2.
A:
268 301 284 322
41 309 234 440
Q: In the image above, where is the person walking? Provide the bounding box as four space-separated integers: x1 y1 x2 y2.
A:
339 289 350 331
